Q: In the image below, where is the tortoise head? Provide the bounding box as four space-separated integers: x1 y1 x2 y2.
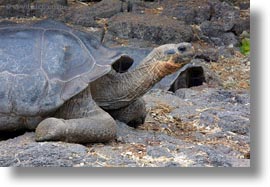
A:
153 43 195 76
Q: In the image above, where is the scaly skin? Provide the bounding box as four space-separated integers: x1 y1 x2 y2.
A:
107 98 147 128
35 43 194 143
36 88 116 143
91 43 195 110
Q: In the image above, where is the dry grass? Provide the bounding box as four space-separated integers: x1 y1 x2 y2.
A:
206 52 250 90
141 101 250 159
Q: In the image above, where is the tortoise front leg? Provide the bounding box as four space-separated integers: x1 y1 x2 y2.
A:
35 108 116 143
107 98 147 128
35 88 116 144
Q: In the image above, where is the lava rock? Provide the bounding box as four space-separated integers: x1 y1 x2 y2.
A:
63 0 122 27
218 112 250 135
232 17 250 36
146 146 173 158
238 1 250 10
89 0 123 19
221 32 238 46
0 133 88 167
218 46 235 58
78 0 101 2
0 0 31 5
161 0 211 24
31 0 67 18
200 21 229 37
0 0 32 17
0 88 250 167
63 5 98 27
200 21 239 46
106 13 193 45
197 1 243 46
210 1 240 30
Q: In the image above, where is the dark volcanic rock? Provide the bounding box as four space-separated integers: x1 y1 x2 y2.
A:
0 0 32 18
218 46 235 58
89 0 122 19
197 1 243 46
217 112 249 135
221 32 238 46
0 0 122 26
200 21 228 37
31 0 67 18
64 0 122 27
0 133 88 167
238 1 250 10
78 0 101 2
200 21 239 46
0 0 68 18
0 88 250 167
105 13 193 45
0 0 249 48
147 146 173 158
173 88 250 129
63 5 97 27
210 1 240 30
161 0 211 25
0 0 31 5
160 0 247 47
232 17 250 36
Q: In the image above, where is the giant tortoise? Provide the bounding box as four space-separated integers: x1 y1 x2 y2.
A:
0 20 194 143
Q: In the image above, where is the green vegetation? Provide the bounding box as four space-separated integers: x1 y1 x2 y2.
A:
240 38 250 56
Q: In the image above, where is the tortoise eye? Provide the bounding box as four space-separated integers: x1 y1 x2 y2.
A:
164 49 176 55
178 46 186 52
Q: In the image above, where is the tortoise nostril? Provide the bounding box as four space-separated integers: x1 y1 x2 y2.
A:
178 46 186 52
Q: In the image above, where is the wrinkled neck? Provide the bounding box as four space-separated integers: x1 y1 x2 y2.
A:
91 60 164 110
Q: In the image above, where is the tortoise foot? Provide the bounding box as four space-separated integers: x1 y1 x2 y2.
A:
35 111 117 143
35 118 65 142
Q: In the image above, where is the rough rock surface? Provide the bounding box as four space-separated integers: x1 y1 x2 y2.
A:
0 88 250 167
0 0 250 47
104 13 193 46
161 0 212 25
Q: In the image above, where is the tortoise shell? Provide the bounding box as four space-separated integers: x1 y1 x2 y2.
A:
0 20 125 116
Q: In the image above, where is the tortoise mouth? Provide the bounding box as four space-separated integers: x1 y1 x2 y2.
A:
172 56 193 65
174 49 195 65
164 59 186 74
166 61 183 69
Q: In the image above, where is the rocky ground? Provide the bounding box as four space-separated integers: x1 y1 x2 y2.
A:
0 88 250 167
0 0 250 167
